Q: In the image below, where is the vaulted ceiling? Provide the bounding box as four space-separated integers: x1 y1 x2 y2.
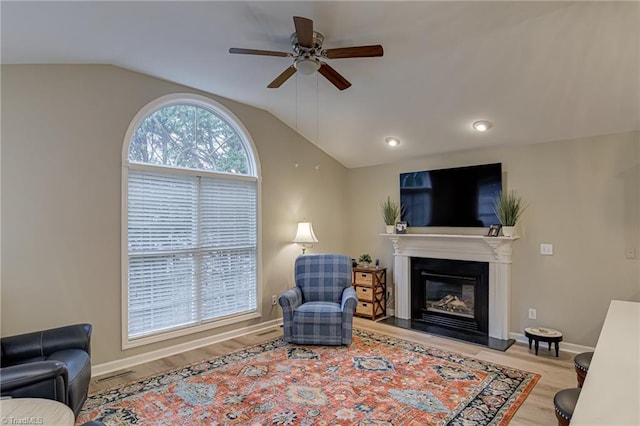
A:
2 1 638 168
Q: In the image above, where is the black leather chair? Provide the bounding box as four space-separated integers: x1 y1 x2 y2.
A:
0 323 92 418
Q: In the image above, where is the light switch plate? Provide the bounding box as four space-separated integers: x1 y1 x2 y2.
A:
540 243 553 255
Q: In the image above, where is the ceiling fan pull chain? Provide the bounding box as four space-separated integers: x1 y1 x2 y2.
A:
316 73 319 144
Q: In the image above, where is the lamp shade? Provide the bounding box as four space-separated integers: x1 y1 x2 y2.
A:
293 221 318 244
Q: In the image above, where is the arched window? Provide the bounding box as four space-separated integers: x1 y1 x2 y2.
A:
122 94 260 348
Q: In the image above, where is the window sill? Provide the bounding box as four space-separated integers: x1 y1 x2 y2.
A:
122 311 262 350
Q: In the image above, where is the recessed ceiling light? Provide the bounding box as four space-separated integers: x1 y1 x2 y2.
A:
473 120 492 132
385 137 400 147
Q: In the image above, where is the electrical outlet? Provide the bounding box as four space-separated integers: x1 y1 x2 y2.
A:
528 308 537 320
271 295 277 306
626 247 637 259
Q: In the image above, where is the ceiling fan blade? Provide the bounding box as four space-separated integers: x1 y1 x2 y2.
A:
293 16 314 48
318 63 351 91
267 66 297 88
323 45 384 59
229 48 290 57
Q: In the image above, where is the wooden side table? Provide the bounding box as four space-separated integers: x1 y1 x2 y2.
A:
0 398 75 425
352 267 387 320
525 327 563 357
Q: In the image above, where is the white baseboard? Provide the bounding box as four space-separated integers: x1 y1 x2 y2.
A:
92 319 282 377
509 332 595 354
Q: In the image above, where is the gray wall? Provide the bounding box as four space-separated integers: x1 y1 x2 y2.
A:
2 64 638 365
1 65 348 364
346 131 640 347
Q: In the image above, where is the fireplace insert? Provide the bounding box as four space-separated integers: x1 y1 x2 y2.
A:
411 257 488 336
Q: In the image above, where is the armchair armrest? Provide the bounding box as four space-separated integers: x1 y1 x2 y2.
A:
1 324 92 366
0 361 68 400
341 287 358 313
278 288 303 314
279 288 303 343
340 287 358 345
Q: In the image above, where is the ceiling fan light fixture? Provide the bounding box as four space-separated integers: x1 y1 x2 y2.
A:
230 16 382 90
385 137 400 147
473 120 492 132
294 57 320 75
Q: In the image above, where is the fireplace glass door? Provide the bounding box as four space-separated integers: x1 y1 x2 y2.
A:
424 273 475 319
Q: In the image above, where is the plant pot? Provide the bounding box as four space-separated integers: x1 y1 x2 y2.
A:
385 225 395 234
501 226 516 237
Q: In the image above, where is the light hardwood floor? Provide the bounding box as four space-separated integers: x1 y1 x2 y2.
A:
90 318 576 425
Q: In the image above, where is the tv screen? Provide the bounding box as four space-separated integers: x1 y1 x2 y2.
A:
400 163 502 227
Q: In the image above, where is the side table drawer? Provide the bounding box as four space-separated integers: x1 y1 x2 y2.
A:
356 301 373 316
355 286 373 302
354 272 373 286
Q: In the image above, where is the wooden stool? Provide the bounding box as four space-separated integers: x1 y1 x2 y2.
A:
525 327 563 357
554 387 581 426
574 351 594 387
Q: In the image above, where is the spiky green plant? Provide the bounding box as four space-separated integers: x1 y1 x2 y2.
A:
380 196 403 225
494 190 527 226
358 253 372 264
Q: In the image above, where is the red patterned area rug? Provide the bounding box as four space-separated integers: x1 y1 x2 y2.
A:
79 329 539 425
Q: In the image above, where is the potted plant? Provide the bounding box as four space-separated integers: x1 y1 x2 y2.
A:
380 196 403 234
493 190 527 237
358 253 373 268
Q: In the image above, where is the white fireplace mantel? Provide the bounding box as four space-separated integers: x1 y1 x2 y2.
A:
385 233 518 341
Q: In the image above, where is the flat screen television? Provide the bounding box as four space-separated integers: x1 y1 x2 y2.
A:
400 163 502 227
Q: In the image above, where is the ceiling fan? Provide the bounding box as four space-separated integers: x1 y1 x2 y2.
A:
229 16 383 91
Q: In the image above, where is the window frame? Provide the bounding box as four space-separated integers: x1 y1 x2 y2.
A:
121 93 262 350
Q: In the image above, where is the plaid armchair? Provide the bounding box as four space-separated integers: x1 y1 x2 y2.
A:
279 254 358 345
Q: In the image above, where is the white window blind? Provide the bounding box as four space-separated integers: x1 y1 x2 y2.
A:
127 169 257 339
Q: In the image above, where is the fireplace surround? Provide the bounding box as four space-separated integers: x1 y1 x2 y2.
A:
383 233 517 350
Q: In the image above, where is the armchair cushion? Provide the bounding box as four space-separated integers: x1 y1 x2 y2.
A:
280 254 357 345
294 302 342 324
1 324 92 418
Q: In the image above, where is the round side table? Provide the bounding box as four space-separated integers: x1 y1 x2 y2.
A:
0 398 74 426
525 327 563 357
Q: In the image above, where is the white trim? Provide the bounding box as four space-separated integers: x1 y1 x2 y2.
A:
509 332 595 355
121 165 128 350
126 162 259 182
121 93 261 178
94 319 282 377
120 93 263 350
